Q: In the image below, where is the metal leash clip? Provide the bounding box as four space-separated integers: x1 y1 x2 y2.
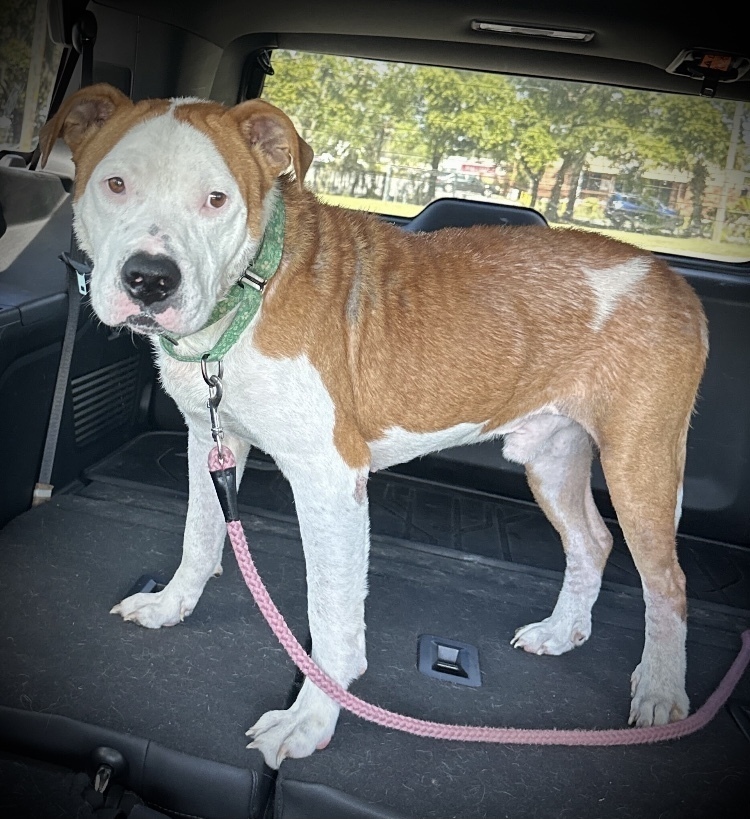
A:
201 354 225 458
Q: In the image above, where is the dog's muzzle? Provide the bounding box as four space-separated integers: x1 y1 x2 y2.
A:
120 252 182 309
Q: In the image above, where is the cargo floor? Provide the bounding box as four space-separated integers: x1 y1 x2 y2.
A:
0 431 748 818
86 432 750 610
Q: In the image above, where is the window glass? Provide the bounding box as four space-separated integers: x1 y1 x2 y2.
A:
1 0 63 154
263 50 750 263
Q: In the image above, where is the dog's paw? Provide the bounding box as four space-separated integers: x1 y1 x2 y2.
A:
110 588 195 629
629 662 690 726
246 695 339 769
511 617 590 656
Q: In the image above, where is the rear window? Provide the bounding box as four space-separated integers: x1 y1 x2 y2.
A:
0 0 62 156
263 50 750 263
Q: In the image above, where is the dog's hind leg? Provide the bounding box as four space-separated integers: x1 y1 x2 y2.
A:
508 415 613 655
111 423 251 628
600 416 690 727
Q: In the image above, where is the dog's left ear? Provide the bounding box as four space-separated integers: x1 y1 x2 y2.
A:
227 99 313 187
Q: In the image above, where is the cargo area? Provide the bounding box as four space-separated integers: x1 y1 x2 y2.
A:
1 432 749 818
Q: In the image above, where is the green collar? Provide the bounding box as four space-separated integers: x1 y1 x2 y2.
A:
159 196 286 363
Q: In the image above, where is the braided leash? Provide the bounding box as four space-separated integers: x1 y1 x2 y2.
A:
210 444 750 746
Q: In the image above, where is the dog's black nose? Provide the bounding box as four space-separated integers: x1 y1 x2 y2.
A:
121 253 181 307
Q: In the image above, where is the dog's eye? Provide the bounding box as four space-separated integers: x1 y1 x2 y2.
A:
208 191 227 209
107 177 125 194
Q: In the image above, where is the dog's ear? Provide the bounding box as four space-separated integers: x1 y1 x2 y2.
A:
227 99 313 187
39 83 132 167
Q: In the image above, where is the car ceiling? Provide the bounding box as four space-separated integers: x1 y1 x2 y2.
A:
96 0 750 101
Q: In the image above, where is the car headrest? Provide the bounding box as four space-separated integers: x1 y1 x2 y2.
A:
403 197 548 233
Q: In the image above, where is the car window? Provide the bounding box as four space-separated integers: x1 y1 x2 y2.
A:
263 49 750 264
0 0 63 157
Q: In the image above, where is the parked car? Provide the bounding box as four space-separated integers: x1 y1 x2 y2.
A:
437 172 495 199
606 191 684 233
1 2 748 819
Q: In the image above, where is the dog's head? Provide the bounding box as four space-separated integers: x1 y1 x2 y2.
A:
40 84 313 337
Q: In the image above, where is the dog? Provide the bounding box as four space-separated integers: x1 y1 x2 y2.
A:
40 84 708 769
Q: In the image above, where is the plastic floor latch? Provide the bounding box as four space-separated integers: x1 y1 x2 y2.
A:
417 634 482 687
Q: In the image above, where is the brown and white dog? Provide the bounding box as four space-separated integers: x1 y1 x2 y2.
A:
41 84 708 769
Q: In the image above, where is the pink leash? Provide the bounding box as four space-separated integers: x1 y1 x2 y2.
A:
210 445 750 746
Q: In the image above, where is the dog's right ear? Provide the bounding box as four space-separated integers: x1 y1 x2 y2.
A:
39 83 132 167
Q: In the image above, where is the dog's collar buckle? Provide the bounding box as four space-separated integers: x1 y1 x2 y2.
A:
239 270 268 292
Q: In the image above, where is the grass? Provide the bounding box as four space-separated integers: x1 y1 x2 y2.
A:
557 222 749 263
316 193 750 264
317 193 422 218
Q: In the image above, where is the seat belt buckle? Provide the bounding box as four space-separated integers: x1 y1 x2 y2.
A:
32 482 53 507
59 251 92 295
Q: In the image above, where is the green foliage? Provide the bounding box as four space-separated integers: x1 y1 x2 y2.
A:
409 66 515 166
574 197 606 222
263 49 743 256
264 53 516 178
264 52 414 171
641 96 733 170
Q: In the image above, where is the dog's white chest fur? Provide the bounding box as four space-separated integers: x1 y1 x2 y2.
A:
156 339 340 463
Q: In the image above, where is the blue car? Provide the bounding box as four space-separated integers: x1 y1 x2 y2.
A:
606 191 683 233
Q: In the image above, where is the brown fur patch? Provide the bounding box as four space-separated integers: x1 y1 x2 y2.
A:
171 102 275 241
254 180 707 474
39 85 170 198
173 100 312 239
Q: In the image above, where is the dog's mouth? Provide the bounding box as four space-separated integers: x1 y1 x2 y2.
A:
123 314 167 334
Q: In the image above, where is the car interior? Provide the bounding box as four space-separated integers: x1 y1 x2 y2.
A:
1 2 749 817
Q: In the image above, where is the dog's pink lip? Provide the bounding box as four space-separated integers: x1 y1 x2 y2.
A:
156 306 185 333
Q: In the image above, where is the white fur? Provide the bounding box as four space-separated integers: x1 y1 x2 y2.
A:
117 338 372 767
369 406 562 471
74 108 257 336
583 258 651 330
630 587 689 726
370 422 489 470
509 418 613 655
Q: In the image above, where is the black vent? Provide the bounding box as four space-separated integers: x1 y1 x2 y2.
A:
71 358 140 446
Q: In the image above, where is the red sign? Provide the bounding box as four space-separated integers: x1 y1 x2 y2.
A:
460 163 496 174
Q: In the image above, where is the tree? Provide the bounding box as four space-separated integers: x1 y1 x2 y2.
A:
264 52 423 194
1 0 37 145
265 54 517 201
634 96 733 233
512 111 558 209
406 66 515 198
1 0 61 150
511 80 649 220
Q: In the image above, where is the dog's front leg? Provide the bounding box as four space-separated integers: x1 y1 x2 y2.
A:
247 454 370 769
111 423 250 628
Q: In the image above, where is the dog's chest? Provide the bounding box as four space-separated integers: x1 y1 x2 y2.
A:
156 343 339 457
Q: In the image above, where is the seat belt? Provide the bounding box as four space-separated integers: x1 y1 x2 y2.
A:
32 12 96 507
